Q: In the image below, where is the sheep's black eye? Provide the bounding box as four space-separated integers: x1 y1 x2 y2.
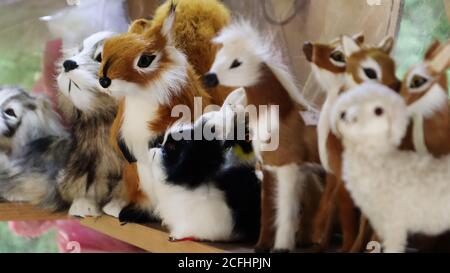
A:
340 111 346 120
95 53 102 63
330 51 345 63
410 75 428 89
230 59 242 69
4 108 16 117
137 54 156 68
374 107 384 116
363 68 378 80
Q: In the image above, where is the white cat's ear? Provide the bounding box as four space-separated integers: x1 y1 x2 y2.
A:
342 35 361 57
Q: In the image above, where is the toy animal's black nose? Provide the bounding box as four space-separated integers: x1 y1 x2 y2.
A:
99 77 111 88
63 60 79 72
202 73 219 88
303 42 313 62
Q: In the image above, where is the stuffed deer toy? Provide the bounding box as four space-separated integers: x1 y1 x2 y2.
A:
332 82 450 253
400 40 450 156
303 33 365 251
304 34 399 251
204 20 322 252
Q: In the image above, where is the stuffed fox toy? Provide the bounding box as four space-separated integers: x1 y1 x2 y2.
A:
98 0 230 222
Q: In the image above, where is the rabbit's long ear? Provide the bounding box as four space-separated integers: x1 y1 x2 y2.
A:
129 19 152 34
430 42 450 73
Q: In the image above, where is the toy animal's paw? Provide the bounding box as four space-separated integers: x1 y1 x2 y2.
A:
118 203 159 224
102 199 126 218
69 198 101 218
168 236 199 242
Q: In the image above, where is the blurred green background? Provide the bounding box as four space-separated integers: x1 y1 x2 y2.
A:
0 224 57 253
0 0 448 253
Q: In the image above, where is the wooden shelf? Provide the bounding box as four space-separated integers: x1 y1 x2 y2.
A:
0 202 252 253
80 216 253 253
0 202 67 221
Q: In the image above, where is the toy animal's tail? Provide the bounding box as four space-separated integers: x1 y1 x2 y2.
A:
0 159 68 212
152 0 231 76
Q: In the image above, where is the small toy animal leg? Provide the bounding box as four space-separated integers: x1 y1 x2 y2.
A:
383 230 407 253
312 173 338 251
350 215 372 253
337 181 359 252
69 197 101 217
273 165 302 252
255 169 276 253
102 198 127 218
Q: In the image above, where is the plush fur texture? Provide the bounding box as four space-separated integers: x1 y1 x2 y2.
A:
400 41 450 157
396 41 450 252
146 123 261 242
306 34 401 252
207 20 321 252
331 83 450 253
342 35 400 91
100 1 227 222
57 32 126 217
0 86 69 211
304 35 365 252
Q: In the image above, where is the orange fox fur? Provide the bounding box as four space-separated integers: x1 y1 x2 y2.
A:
152 0 234 105
104 0 229 215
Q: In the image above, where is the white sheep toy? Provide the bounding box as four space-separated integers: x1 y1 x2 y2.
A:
331 82 450 253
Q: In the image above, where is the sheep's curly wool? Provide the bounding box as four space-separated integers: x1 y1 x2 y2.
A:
332 83 450 253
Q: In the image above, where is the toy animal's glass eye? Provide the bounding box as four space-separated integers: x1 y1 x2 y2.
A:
374 107 384 116
230 59 242 69
137 54 156 68
95 53 102 63
363 68 378 80
410 75 429 89
4 108 16 118
330 51 346 63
